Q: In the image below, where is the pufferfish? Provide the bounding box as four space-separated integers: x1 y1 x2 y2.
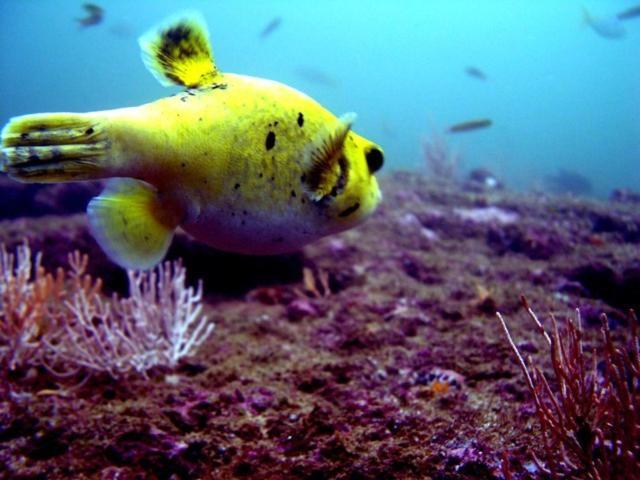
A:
0 12 383 269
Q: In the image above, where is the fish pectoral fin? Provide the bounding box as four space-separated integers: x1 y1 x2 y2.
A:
87 178 181 270
302 112 356 202
138 11 220 88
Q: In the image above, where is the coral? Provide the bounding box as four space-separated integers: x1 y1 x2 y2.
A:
0 242 64 371
0 243 214 379
421 129 461 182
498 299 640 479
45 254 215 378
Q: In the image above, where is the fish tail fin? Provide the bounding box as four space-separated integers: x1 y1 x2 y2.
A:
1 112 112 183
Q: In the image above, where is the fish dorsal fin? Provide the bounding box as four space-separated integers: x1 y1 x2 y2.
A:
138 11 220 88
302 113 356 202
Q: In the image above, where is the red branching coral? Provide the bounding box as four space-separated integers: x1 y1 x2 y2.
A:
498 298 640 479
0 242 64 370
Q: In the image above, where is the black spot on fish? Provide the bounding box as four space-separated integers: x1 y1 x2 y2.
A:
20 133 29 140
330 186 338 197
181 96 188 102
274 121 279 126
300 173 306 183
338 202 360 218
259 172 264 178
234 183 240 190
301 198 306 204
198 117 203 121
242 210 248 215
290 190 296 198
297 112 304 127
265 131 276 150
181 162 186 168
85 127 94 135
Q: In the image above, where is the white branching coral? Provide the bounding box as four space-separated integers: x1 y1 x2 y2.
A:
45 254 214 378
0 242 214 378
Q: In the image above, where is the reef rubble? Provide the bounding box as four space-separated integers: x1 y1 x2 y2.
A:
0 171 638 479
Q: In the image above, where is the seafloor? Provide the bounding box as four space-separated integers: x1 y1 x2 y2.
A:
0 171 638 479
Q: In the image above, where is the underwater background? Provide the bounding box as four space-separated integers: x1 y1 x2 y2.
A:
1 0 638 199
1 2 640 479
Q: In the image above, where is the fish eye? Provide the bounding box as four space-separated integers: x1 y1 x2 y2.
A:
365 147 384 174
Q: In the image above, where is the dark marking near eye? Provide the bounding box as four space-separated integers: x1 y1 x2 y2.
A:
234 183 240 190
338 202 360 218
259 172 264 178
265 131 276 150
290 190 296 198
297 112 304 127
274 121 279 126
181 162 186 168
366 147 384 173
85 127 94 135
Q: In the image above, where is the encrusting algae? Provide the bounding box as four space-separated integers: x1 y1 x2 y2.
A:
0 11 384 269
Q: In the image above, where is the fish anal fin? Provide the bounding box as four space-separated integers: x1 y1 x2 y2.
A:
302 113 356 202
87 178 181 270
138 11 219 88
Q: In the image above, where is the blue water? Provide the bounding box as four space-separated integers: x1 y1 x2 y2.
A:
1 0 638 198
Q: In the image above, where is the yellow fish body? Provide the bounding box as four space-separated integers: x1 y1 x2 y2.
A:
0 12 383 269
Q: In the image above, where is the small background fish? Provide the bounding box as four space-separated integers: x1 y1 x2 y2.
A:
259 16 282 39
76 3 104 28
1 1 638 198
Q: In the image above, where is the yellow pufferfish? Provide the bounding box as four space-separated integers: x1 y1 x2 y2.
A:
0 12 384 269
